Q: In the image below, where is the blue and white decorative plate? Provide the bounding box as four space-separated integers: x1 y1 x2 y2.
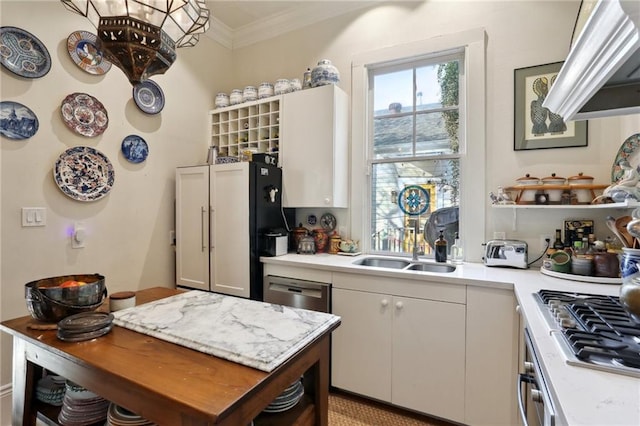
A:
0 101 38 140
121 134 148 163
66 30 111 75
132 79 164 114
397 185 430 216
0 26 51 78
54 146 115 202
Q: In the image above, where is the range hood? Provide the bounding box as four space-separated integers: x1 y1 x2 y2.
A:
543 0 640 121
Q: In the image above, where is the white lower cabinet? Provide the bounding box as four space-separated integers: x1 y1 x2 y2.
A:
331 273 466 423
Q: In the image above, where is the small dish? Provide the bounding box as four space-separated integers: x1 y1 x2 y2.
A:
121 134 149 164
133 79 165 114
0 101 38 140
66 30 111 75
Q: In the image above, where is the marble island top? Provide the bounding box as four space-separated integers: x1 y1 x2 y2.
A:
112 290 340 372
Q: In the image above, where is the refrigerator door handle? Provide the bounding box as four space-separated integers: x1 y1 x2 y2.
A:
201 206 207 251
209 206 214 251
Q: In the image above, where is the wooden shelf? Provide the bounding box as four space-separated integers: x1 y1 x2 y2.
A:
503 184 609 205
492 200 639 209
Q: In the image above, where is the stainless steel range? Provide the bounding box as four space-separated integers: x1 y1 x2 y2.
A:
535 289 640 378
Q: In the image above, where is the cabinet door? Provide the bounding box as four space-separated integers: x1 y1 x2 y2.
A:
281 84 348 208
210 163 250 298
331 288 392 401
465 286 519 426
392 296 466 423
175 166 210 290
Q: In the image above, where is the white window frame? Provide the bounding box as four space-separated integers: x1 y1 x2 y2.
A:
350 29 486 262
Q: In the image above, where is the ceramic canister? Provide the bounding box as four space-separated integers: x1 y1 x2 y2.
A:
214 93 229 108
515 174 540 203
311 59 340 87
620 248 640 282
243 86 258 102
568 172 595 204
258 82 274 99
230 89 243 105
541 173 566 203
274 79 290 95
290 78 302 91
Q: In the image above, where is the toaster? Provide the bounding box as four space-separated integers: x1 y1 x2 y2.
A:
483 240 528 269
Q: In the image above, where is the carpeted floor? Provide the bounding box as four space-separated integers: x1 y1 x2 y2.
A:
328 391 454 426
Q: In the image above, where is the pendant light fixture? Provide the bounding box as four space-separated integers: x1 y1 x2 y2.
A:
61 0 210 85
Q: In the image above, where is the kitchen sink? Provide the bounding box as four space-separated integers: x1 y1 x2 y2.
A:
352 257 411 269
405 262 457 273
352 257 456 273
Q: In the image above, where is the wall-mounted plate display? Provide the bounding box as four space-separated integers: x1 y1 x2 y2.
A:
611 133 640 183
132 79 164 114
0 101 38 140
121 134 148 163
0 26 51 78
54 146 115 202
66 30 111 75
60 93 108 137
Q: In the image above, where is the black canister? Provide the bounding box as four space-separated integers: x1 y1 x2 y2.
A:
435 230 448 262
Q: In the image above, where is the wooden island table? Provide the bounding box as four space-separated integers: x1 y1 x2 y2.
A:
1 287 339 425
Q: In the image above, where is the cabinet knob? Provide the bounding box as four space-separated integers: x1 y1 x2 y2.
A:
381 299 389 307
324 198 331 205
395 301 404 310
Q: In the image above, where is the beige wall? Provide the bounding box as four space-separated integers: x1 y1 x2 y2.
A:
0 0 232 410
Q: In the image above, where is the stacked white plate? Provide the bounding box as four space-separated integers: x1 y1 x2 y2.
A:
58 381 109 426
106 402 157 425
262 378 304 413
35 374 66 406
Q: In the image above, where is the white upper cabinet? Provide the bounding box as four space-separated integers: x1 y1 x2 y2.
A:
280 84 349 208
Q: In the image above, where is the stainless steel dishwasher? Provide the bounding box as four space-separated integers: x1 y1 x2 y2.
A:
263 275 331 313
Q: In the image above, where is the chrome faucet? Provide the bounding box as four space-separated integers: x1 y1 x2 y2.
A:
412 217 423 261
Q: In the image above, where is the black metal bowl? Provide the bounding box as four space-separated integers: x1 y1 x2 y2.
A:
25 274 107 322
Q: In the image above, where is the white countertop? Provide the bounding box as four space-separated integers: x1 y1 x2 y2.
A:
262 253 640 426
113 290 340 372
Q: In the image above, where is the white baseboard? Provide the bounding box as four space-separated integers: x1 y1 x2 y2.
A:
1 383 11 426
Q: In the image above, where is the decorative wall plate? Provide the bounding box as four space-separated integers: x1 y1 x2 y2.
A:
54 146 115 202
320 212 337 232
397 185 430 216
0 26 51 78
0 101 38 139
60 93 109 137
121 134 148 163
611 133 640 183
132 79 164 114
66 30 111 75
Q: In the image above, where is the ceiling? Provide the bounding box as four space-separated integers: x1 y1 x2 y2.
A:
205 1 382 49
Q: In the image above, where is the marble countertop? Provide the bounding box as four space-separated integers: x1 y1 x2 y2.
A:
261 253 640 426
113 290 340 372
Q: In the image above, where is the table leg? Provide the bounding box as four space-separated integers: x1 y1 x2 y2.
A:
313 336 330 426
12 338 38 426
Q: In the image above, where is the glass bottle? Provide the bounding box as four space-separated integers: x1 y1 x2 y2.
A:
451 232 464 265
553 229 564 250
435 230 448 263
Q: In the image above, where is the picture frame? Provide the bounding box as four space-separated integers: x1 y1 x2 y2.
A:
514 62 588 151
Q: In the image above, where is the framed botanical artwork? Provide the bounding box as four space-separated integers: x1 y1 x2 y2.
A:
514 62 588 151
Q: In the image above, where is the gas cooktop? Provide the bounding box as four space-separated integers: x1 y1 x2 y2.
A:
535 289 640 378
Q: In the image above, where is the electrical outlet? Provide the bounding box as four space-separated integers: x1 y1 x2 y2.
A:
540 234 552 249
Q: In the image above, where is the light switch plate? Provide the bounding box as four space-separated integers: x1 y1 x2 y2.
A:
21 207 46 227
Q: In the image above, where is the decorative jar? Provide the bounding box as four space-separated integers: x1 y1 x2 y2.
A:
312 229 329 253
274 79 290 95
311 59 340 87
541 173 566 203
258 82 274 99
568 172 594 204
214 93 229 108
230 89 243 105
290 78 302 91
242 86 257 102
515 174 540 204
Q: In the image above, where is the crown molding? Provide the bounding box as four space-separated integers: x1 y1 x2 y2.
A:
205 2 379 50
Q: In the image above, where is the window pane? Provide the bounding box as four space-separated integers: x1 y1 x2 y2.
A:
373 69 413 117
416 64 442 109
370 160 460 255
372 115 413 159
416 110 458 155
